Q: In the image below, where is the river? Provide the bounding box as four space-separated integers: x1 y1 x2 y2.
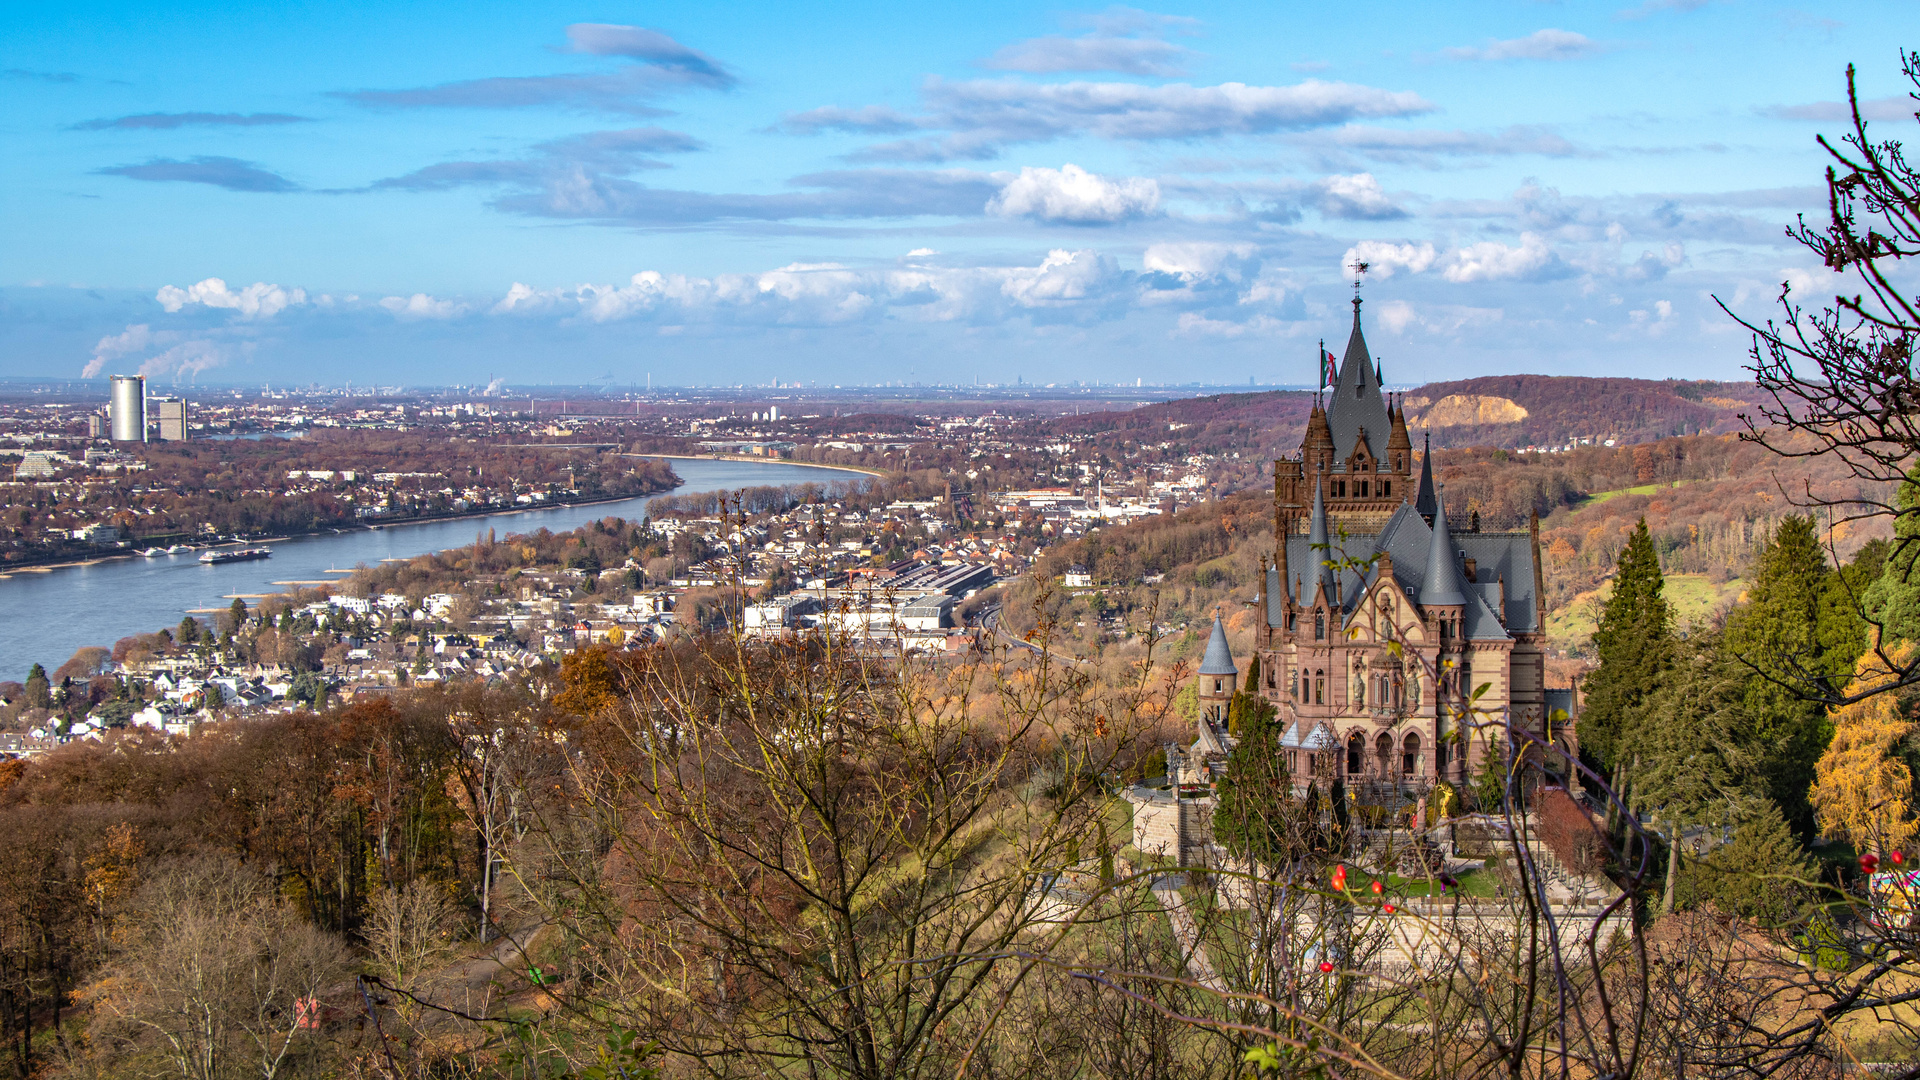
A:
0 458 859 678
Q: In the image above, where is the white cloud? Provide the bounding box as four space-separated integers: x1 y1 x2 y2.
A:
1373 301 1505 336
155 277 306 319
486 248 1138 329
907 247 939 257
1341 233 1561 283
1441 232 1558 282
1443 29 1606 62
1341 240 1436 278
1176 312 1287 338
1142 242 1257 280
987 164 1160 224
380 293 466 319
1311 173 1403 219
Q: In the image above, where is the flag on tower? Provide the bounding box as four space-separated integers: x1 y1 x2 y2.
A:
1321 346 1336 389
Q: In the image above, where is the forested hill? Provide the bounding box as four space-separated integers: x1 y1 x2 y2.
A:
1402 376 1771 449
1042 376 1770 460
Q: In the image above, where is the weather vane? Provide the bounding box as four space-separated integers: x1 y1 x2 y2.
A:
1350 260 1370 305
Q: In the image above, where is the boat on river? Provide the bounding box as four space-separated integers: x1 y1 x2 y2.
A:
141 548 165 558
199 547 272 565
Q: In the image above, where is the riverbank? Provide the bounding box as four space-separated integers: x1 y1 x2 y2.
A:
627 452 888 479
0 487 677 580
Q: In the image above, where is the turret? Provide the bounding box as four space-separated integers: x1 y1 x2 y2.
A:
1386 397 1412 478
1308 478 1339 611
1414 432 1438 527
1197 614 1238 727
1420 485 1469 610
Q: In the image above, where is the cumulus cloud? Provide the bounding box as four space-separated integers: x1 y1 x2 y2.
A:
1439 233 1561 282
1341 240 1437 278
1310 173 1404 219
1442 29 1607 62
71 112 311 130
96 156 298 192
1142 242 1257 280
987 164 1160 224
156 278 307 318
339 23 730 114
489 248 1154 330
1341 232 1564 284
380 293 466 319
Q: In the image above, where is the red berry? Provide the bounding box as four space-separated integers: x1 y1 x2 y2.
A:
1331 878 1344 891
1370 880 1384 895
1318 961 1334 973
1383 904 1396 914
1861 853 1880 873
1334 864 1347 879
1894 851 1907 866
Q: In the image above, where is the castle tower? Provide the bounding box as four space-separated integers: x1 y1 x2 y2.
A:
1197 614 1238 728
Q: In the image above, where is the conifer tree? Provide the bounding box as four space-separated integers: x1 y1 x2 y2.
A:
1244 652 1261 693
1865 467 1920 648
1579 518 1672 770
23 663 50 710
1725 516 1839 837
1214 694 1302 865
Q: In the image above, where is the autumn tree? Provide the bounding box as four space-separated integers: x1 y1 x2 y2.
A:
1812 646 1920 857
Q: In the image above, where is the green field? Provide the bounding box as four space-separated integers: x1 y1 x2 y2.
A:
1574 478 1693 509
1546 572 1745 650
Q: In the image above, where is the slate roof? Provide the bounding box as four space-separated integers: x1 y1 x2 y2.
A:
1324 299 1394 465
1277 502 1539 640
1199 614 1239 676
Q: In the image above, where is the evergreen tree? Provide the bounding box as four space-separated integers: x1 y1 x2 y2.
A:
1676 799 1817 927
23 663 50 710
1725 516 1839 838
1213 694 1304 865
1579 518 1672 770
1864 466 1920 648
176 616 201 646
1244 652 1261 693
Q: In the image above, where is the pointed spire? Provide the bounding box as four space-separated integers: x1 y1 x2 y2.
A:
1414 432 1437 524
1420 485 1468 609
1199 613 1238 676
1308 478 1338 608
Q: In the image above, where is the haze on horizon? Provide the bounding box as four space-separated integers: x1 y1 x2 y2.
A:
1 0 1910 389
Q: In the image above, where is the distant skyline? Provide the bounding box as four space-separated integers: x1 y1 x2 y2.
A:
2 0 1911 387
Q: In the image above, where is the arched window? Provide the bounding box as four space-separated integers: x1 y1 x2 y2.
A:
1314 670 1325 705
1347 731 1364 774
1375 733 1393 776
1314 613 1325 640
1381 481 1392 498
1357 480 1369 497
1403 732 1422 777
1213 678 1223 694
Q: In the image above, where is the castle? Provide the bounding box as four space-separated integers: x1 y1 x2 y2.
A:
1142 298 1575 860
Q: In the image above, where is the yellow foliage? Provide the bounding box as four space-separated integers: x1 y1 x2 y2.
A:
1813 646 1919 853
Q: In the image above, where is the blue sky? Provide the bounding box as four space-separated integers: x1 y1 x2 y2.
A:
1 0 1912 389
